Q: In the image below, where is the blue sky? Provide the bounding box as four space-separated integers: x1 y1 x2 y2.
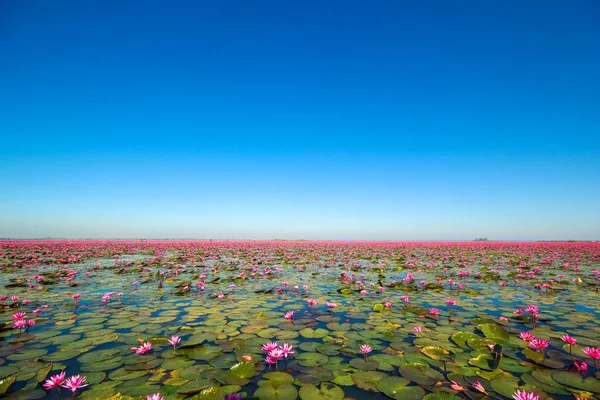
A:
1 0 599 240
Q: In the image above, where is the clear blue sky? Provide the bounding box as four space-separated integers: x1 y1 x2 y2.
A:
1 1 599 240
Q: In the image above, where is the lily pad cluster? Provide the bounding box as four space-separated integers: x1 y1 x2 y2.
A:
0 240 599 399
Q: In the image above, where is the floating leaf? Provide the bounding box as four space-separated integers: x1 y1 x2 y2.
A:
299 383 344 400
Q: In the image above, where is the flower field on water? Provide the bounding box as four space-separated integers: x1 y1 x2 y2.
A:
1 240 599 400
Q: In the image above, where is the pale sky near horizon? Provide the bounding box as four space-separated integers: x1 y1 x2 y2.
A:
1 1 599 240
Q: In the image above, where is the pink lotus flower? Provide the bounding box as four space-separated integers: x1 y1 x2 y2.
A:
582 346 600 370
562 334 577 346
43 371 66 390
530 339 549 351
11 312 26 321
472 381 487 394
280 343 294 358
284 311 294 320
307 299 317 307
574 360 587 372
241 355 253 362
450 380 467 391
130 341 152 355
265 355 276 365
525 304 539 314
513 389 539 400
513 308 523 315
262 341 279 352
360 344 372 360
519 331 536 342
168 336 181 349
384 302 393 308
13 319 26 331
428 308 440 316
61 375 88 394
446 299 456 311
401 296 410 303
147 394 165 400
582 347 600 360
412 326 423 337
269 348 284 360
326 302 337 310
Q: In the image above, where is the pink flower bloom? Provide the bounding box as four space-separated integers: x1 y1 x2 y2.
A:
401 296 410 303
11 312 26 320
265 355 276 365
284 311 294 320
384 301 393 308
168 336 181 348
43 371 66 390
446 299 456 306
72 293 81 299
513 389 539 400
327 302 337 309
519 331 536 342
530 339 549 351
262 341 279 352
450 380 467 391
360 344 372 354
13 319 26 330
525 304 539 314
146 394 165 400
472 381 487 394
241 355 253 362
582 347 600 360
61 375 88 393
428 308 440 316
513 308 523 315
561 335 577 346
269 348 284 359
130 342 152 355
574 360 588 372
280 343 295 358
307 299 317 307
26 319 35 327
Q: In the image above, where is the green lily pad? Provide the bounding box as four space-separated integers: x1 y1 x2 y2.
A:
254 383 298 400
0 375 17 395
0 367 19 380
263 372 295 384
299 383 344 400
351 370 386 392
176 379 216 395
476 324 509 340
299 328 328 339
422 346 453 362
226 362 255 379
296 352 329 367
349 358 378 370
7 349 48 361
43 350 82 362
489 372 520 398
376 376 411 399
399 363 444 385
451 332 481 349
551 371 600 393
